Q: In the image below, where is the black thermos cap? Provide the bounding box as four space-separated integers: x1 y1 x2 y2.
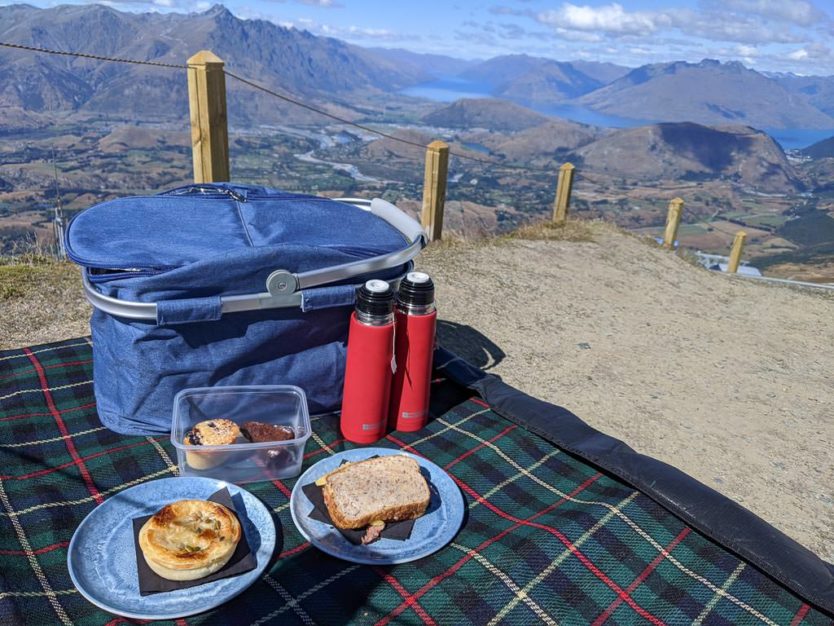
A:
397 272 435 307
355 279 394 317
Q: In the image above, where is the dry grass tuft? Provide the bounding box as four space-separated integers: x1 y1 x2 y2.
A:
504 218 597 243
422 234 468 251
0 256 89 349
676 247 709 270
0 256 74 296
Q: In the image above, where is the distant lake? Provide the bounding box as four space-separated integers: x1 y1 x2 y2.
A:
462 142 490 154
764 128 834 151
528 103 649 129
401 78 834 150
401 77 493 102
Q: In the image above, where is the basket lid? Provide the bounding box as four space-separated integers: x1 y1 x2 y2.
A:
65 184 408 271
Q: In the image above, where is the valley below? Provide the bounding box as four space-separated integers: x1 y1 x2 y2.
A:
3 110 834 282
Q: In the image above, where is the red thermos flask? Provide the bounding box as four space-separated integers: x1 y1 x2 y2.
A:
340 279 396 444
389 272 437 432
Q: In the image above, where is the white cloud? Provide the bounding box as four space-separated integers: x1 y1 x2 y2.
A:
731 44 759 65
347 26 397 38
786 42 831 61
488 6 529 18
298 0 341 7
668 8 807 45
256 0 342 6
275 18 410 42
517 0 831 55
717 0 824 27
549 27 604 42
537 3 671 37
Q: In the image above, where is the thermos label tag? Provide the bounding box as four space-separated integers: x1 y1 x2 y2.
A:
362 422 383 431
390 325 397 374
401 411 427 420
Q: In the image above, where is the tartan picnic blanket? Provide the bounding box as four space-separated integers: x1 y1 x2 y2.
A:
0 338 831 625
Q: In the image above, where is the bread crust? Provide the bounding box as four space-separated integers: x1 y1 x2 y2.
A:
321 456 430 530
138 499 241 581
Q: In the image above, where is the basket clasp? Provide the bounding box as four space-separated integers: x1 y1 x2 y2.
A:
266 270 298 296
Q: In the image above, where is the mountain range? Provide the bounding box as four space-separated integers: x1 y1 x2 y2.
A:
0 4 428 124
577 60 834 129
2 4 834 132
455 54 626 104
428 56 834 129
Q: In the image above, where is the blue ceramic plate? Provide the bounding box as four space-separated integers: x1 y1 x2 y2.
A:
67 477 275 620
290 448 464 564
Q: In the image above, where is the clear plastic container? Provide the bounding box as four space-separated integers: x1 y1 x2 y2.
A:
171 385 311 483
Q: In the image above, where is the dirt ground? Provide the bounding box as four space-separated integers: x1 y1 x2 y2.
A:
1 221 832 562
419 222 834 563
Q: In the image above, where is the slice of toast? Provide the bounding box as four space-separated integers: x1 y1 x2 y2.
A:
322 455 430 530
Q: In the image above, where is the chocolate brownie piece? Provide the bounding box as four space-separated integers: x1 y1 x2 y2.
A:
240 422 294 443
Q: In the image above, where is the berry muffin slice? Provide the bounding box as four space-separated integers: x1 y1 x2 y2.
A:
183 419 242 470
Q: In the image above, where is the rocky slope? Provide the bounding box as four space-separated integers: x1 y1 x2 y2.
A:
463 119 600 162
574 122 803 193
421 98 550 132
803 134 834 159
769 73 834 118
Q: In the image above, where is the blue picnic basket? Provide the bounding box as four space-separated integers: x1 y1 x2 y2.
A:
65 183 426 435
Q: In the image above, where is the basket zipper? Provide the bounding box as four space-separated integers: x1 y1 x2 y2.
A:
86 268 165 283
165 185 247 202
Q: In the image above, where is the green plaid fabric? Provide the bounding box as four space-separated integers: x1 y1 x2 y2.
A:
0 338 830 625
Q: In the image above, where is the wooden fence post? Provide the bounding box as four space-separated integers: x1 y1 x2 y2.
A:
663 197 684 249
727 230 747 273
187 50 230 183
552 162 575 225
421 140 449 242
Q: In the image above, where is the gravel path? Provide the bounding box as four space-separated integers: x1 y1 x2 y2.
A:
419 223 834 562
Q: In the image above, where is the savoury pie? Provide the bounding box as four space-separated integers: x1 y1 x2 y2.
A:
138 499 242 581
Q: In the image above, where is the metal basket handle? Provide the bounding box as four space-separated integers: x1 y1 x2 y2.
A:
81 198 426 323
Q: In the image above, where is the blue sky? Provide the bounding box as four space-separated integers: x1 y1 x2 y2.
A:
11 0 834 74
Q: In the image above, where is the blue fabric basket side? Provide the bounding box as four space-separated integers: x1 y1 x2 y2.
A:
90 305 352 434
66 184 424 435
